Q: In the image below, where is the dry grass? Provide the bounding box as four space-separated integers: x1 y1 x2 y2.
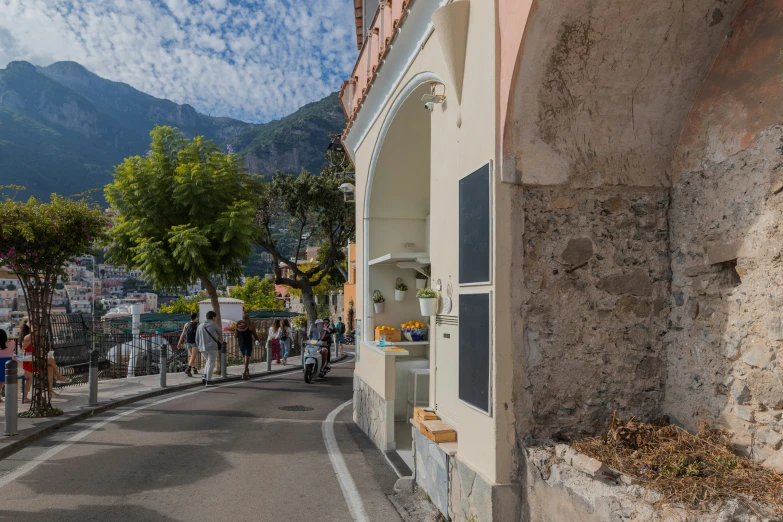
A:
571 416 783 516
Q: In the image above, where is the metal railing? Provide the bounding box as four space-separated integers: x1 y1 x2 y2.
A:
39 315 305 387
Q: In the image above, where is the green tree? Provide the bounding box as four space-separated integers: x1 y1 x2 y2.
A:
159 294 202 314
255 155 354 328
0 195 107 415
105 126 259 335
230 276 284 311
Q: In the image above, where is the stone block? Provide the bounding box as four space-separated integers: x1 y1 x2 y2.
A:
762 448 783 473
747 371 783 409
596 269 653 297
735 405 755 422
553 197 575 209
557 445 612 478
730 380 752 404
603 196 629 213
704 240 744 265
560 237 593 266
740 341 775 369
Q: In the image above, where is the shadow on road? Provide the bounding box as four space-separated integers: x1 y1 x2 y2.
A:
0 505 180 522
15 444 231 496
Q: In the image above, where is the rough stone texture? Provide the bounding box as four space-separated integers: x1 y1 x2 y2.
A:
522 446 770 521
352 374 388 450
413 428 449 518
514 187 670 441
667 126 783 461
665 0 783 464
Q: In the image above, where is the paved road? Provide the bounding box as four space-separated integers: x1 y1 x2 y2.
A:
0 353 403 522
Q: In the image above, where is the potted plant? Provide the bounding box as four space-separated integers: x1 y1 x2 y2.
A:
372 290 386 313
415 271 427 290
417 287 438 316
395 280 408 301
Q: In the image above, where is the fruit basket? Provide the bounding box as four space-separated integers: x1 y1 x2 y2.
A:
375 326 401 342
401 321 428 341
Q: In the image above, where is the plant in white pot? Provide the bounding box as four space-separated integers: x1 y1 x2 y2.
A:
417 287 438 316
395 280 408 301
415 271 427 289
372 290 386 314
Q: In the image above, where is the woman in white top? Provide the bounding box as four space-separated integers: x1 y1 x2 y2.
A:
267 319 282 364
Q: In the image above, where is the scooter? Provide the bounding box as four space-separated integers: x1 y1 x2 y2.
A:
303 340 331 383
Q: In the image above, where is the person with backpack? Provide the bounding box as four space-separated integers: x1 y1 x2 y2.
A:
334 316 346 356
177 312 200 377
195 311 222 387
236 314 259 379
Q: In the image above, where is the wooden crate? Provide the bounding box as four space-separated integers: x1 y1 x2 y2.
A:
375 328 401 342
414 407 439 424
419 419 457 443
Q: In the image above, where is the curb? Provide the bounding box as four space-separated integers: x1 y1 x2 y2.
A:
0 353 349 461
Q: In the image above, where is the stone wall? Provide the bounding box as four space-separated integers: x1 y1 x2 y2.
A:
514 187 670 441
353 373 388 450
521 445 764 521
665 0 783 469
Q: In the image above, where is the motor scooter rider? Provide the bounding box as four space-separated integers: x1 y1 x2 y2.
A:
309 319 331 369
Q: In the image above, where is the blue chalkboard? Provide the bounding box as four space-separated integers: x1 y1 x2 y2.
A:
458 293 490 413
459 164 491 284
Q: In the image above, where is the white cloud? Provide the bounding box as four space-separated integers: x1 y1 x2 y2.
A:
0 0 356 122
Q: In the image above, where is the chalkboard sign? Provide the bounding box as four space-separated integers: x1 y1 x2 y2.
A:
459 163 491 285
458 293 490 413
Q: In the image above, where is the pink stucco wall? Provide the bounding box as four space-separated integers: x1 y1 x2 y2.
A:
498 0 533 147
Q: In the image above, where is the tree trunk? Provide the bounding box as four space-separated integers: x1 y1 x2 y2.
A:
199 275 223 339
301 282 318 333
199 275 222 372
22 278 54 414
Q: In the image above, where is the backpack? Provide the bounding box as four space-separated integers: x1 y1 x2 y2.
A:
336 322 345 334
185 321 198 343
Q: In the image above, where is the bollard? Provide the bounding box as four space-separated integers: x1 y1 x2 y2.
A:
88 350 99 406
4 360 18 436
159 343 167 388
220 347 227 378
266 341 272 372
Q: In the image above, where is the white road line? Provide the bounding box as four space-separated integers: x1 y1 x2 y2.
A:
0 353 356 489
322 400 369 522
0 367 298 489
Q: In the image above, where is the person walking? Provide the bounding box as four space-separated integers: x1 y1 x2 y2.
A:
236 314 259 379
195 311 221 387
334 316 346 356
280 319 292 366
267 319 282 364
177 312 200 377
0 328 14 402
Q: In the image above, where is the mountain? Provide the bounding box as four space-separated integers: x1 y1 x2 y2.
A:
0 60 345 201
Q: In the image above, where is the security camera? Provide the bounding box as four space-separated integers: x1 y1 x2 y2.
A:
424 101 435 112
339 183 355 194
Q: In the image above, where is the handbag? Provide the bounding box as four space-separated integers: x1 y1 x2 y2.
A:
203 325 226 352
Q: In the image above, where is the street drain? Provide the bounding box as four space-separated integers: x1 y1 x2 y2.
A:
278 405 314 412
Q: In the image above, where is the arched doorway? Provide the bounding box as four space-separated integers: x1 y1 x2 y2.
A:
361 75 439 460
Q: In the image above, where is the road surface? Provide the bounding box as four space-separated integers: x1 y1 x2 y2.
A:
0 353 403 522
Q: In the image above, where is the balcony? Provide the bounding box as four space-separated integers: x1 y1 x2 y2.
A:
339 0 411 136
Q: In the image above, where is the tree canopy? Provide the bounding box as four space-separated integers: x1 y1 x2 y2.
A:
105 126 260 332
0 194 108 414
229 276 284 311
159 294 202 314
255 157 354 327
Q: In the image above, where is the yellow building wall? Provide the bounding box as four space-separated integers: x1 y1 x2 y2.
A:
349 0 514 486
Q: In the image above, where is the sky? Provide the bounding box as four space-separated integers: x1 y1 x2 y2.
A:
0 0 357 123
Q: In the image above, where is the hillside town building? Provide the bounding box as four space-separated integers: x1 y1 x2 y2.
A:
341 0 783 520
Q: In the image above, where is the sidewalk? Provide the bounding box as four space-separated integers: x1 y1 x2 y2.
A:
0 354 313 460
